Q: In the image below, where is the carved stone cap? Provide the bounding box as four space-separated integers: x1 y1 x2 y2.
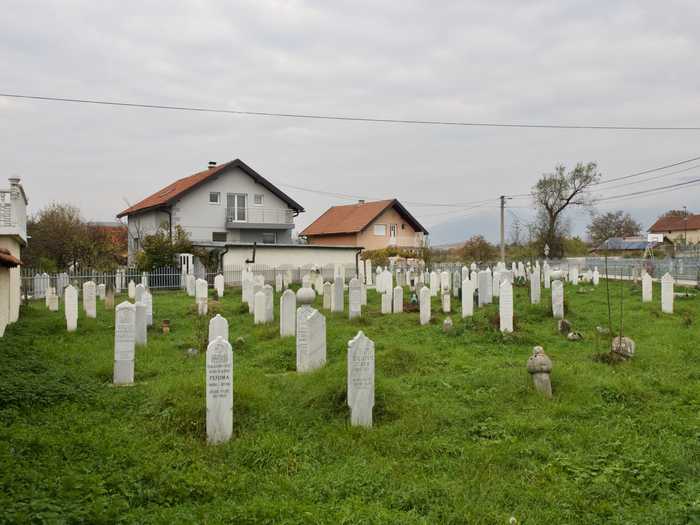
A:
527 346 553 374
296 286 316 305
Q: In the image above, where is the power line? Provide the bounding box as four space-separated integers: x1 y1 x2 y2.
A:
3 92 700 131
597 177 700 202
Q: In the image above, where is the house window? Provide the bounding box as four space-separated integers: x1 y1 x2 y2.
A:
253 194 264 206
262 232 277 244
401 223 406 230
209 192 220 205
227 193 247 222
389 224 397 238
212 232 227 242
374 224 386 236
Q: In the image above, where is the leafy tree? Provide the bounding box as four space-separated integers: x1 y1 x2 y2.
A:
461 235 497 262
531 162 601 257
587 211 642 245
136 225 193 270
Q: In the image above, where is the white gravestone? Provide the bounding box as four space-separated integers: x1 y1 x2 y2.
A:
360 282 367 306
440 271 450 294
128 280 136 299
322 282 332 310
144 289 153 326
97 283 106 300
381 292 392 314
642 273 652 303
452 271 461 298
254 291 267 324
296 288 326 373
48 294 59 312
83 281 97 319
365 259 373 286
65 285 78 331
347 331 375 428
332 276 344 313
661 273 674 314
419 286 431 325
113 301 136 385
442 292 451 313
393 286 403 313
478 271 490 307
206 336 233 445
186 274 196 297
209 314 229 343
530 267 541 305
275 273 283 293
592 268 600 286
263 285 274 322
214 274 225 298
461 278 473 318
499 280 513 333
196 278 208 316
349 278 362 319
280 289 296 337
569 266 579 285
134 283 145 304
429 272 439 297
485 268 493 303
551 280 564 319
135 302 147 346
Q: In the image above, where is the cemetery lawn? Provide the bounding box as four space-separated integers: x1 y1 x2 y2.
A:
1 282 699 524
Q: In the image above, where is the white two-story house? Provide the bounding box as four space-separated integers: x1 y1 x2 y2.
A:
0 177 28 337
117 159 305 263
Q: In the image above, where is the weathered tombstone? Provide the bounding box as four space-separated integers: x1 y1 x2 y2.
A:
33 273 44 299
322 282 332 309
642 273 652 303
113 301 136 385
83 281 97 319
134 283 145 304
254 291 266 324
661 273 674 313
250 280 262 314
262 285 274 322
105 286 115 310
48 293 59 312
332 276 344 313
429 271 439 297
65 285 78 332
393 286 403 313
551 279 564 319
302 273 311 288
592 267 600 286
347 331 375 428
530 267 541 305
128 280 136 299
499 280 513 333
477 270 491 307
208 314 229 343
196 278 208 316
115 269 124 293
461 266 469 284
492 271 501 298
360 281 367 306
134 302 147 346
241 272 253 304
527 346 553 398
349 278 362 319
485 267 493 302
144 289 153 326
141 271 149 288
58 272 70 295
214 274 225 298
97 283 106 300
441 292 451 313
381 292 392 314
206 336 233 445
419 286 431 325
280 289 296 336
440 271 450 294
611 336 635 359
275 272 283 293
569 266 579 285
461 278 473 318
186 274 196 297
296 287 326 373
314 273 324 295
364 259 373 285
452 271 461 297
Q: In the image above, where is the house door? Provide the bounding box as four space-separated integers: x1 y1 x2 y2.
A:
389 224 397 244
227 193 247 222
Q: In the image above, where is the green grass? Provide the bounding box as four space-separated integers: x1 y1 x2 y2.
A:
1 281 699 524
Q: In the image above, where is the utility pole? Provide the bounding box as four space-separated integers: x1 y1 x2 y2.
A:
499 195 506 262
683 205 688 247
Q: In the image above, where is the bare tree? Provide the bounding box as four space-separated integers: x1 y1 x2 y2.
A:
531 162 601 257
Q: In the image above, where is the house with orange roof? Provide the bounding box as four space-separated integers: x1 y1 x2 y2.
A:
117 159 304 262
301 199 428 251
648 212 700 246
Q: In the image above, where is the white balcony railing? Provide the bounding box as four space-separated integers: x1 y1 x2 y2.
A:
226 207 294 226
0 190 16 228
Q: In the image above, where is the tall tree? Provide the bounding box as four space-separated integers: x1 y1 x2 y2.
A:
531 162 601 257
24 203 86 269
587 211 642 244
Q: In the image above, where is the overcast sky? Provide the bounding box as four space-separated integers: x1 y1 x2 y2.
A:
2 1 699 244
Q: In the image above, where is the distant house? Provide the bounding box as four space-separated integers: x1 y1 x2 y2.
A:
301 199 428 251
648 213 700 245
590 236 662 255
0 177 28 337
117 159 304 262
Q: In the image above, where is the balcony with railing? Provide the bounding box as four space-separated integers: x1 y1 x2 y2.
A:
0 188 27 242
226 207 294 229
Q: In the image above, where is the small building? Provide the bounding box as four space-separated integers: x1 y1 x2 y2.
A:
301 199 428 251
117 159 305 263
0 177 28 337
590 236 662 255
648 213 700 246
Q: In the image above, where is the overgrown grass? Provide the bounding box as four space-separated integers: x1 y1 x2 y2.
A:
1 281 699 524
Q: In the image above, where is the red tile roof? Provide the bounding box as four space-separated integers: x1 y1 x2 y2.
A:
0 248 21 267
117 159 303 218
649 213 700 233
301 199 428 236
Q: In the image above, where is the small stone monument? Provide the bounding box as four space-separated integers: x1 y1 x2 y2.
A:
461 278 473 318
105 285 115 310
661 273 674 313
527 346 553 398
263 285 274 322
611 336 635 359
254 291 266 324
280 289 296 337
322 282 332 310
381 292 392 314
530 267 541 305
196 278 208 316
349 278 362 319
347 331 375 428
83 281 97 319
144 289 153 327
441 292 451 313
128 280 136 299
65 285 78 332
642 273 652 303
332 276 344 313
97 283 106 301
296 287 326 373
135 302 147 347
419 286 431 325
114 301 136 385
208 314 229 343
442 317 453 333
206 336 233 445
499 280 513 333
392 286 403 314
551 280 564 319
214 274 225 298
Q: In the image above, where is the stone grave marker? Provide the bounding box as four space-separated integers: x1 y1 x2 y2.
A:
642 273 652 303
322 282 332 309
97 283 106 300
461 278 473 318
144 289 153 326
347 331 375 428
65 285 78 332
499 280 513 333
429 271 439 296
478 270 490 307
381 292 392 314
332 276 344 313
661 273 674 313
135 302 147 346
452 271 461 297
105 286 115 310
83 281 97 319
420 286 431 325
208 314 229 343
442 292 451 313
113 301 136 385
280 289 296 337
551 279 564 319
214 274 225 298
392 286 403 313
254 291 266 324
364 259 372 285
128 280 136 299
263 285 274 322
206 336 233 444
134 283 145 304
196 278 208 316
349 277 362 319
296 288 326 373
530 267 541 304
